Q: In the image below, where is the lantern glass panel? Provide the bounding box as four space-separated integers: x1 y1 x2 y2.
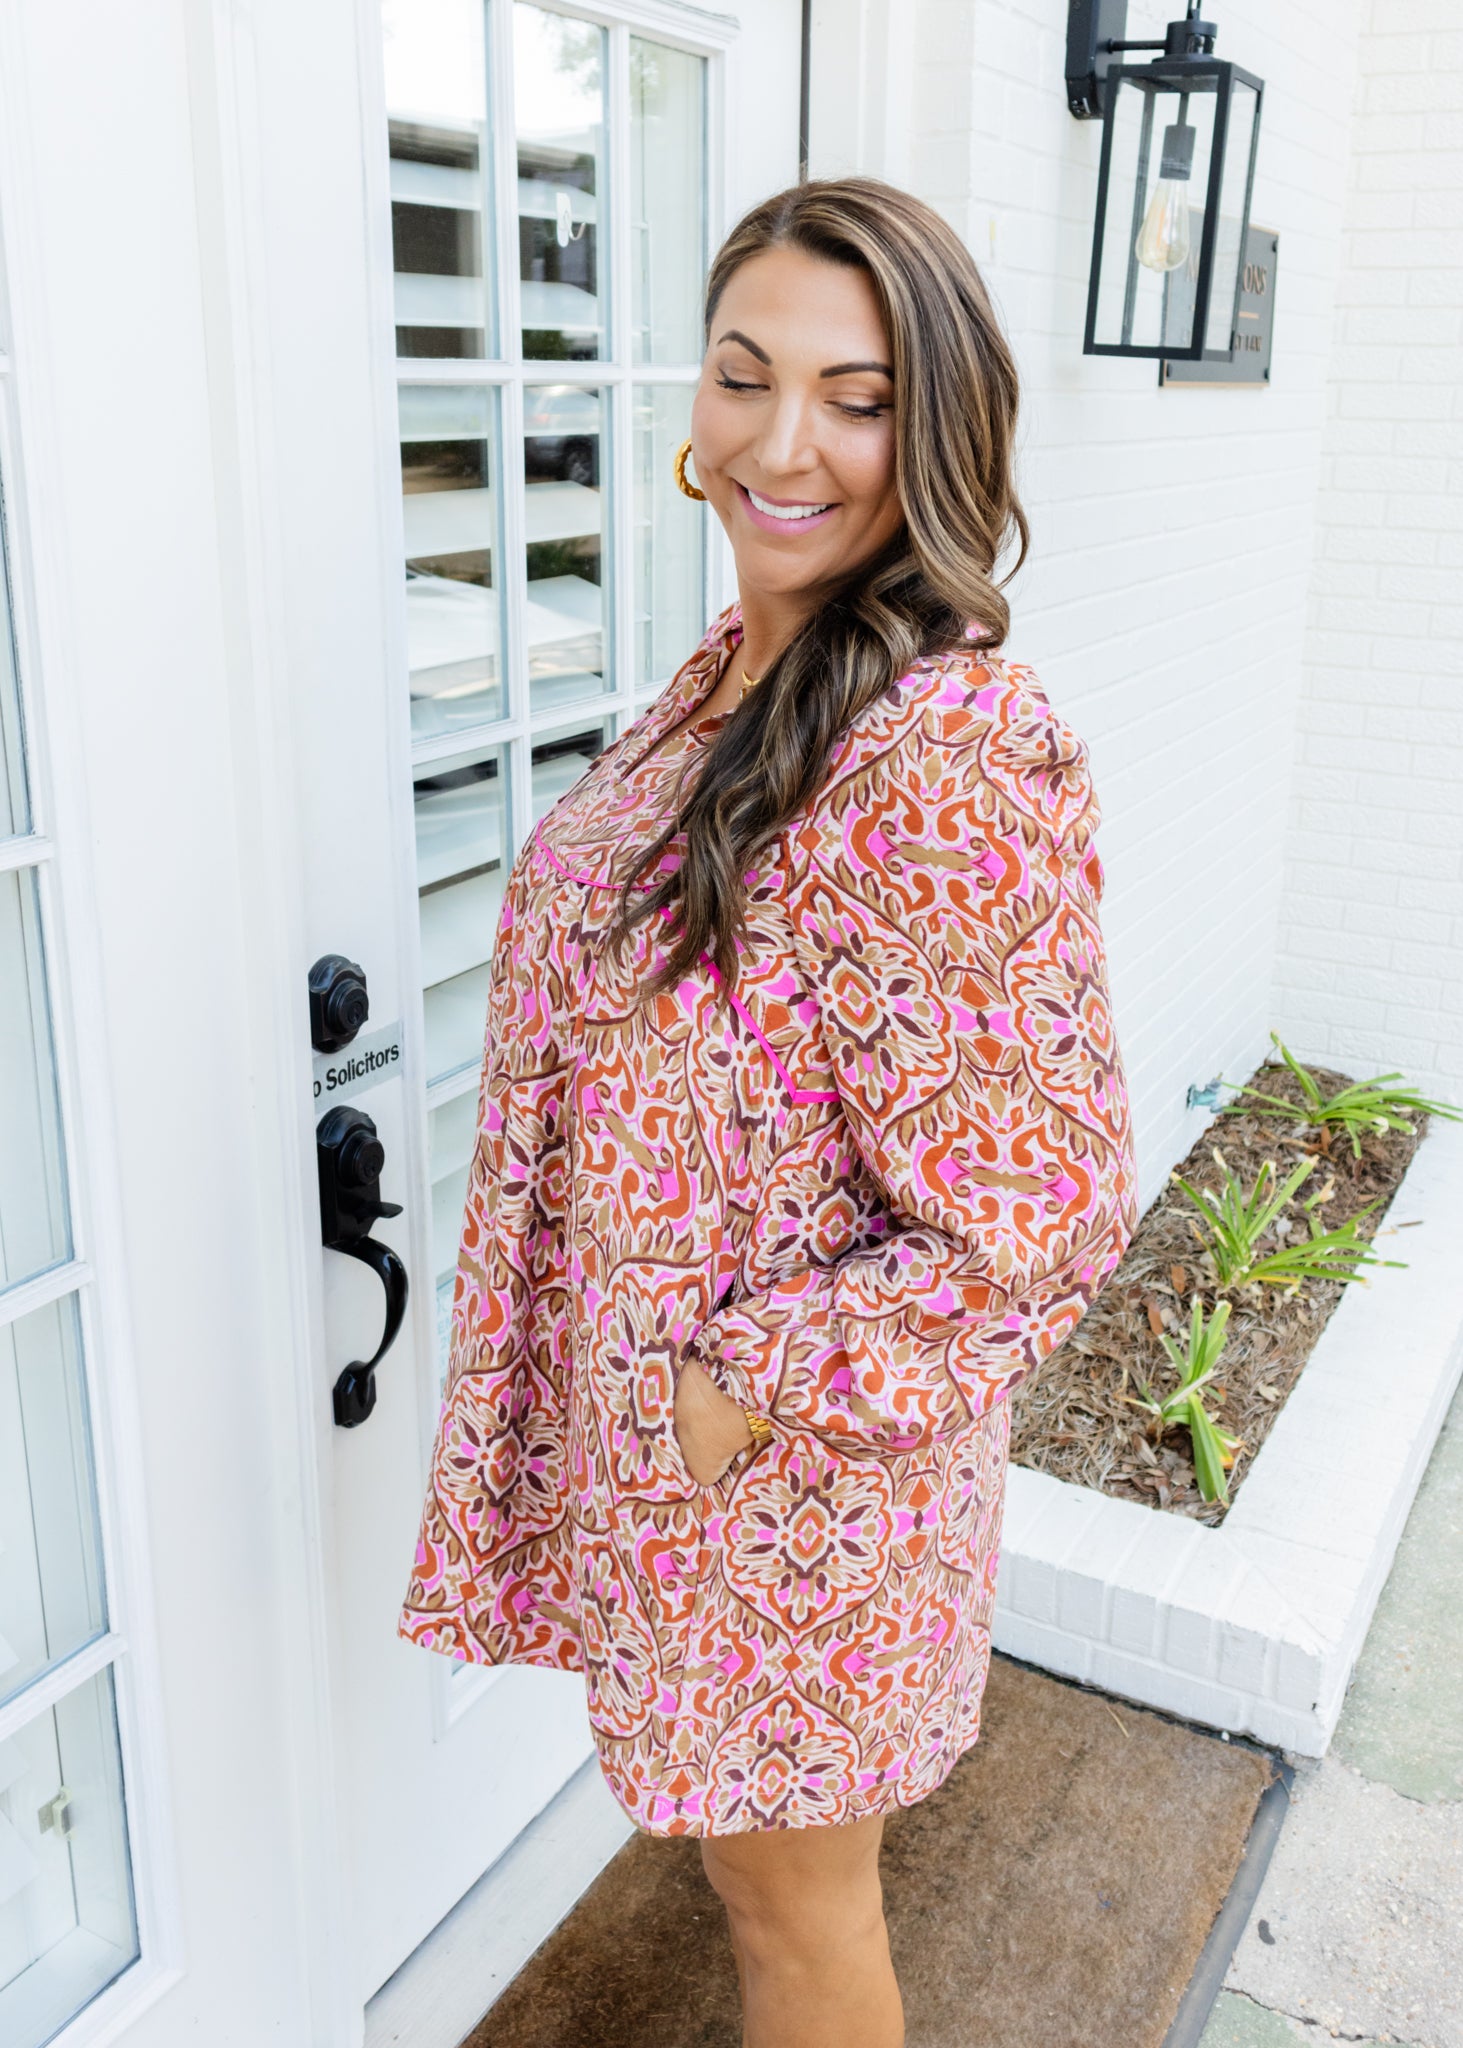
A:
1203 76 1260 353
1092 71 1220 355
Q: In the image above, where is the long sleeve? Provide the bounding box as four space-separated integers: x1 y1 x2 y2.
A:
690 659 1136 1456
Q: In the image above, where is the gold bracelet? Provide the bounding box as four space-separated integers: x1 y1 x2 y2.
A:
743 1408 774 1449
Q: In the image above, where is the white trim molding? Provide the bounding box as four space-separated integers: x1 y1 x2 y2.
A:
363 1756 633 2048
994 1119 1463 1756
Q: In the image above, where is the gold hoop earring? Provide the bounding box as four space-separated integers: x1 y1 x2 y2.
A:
673 438 706 502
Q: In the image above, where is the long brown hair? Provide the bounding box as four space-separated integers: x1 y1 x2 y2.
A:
612 177 1027 996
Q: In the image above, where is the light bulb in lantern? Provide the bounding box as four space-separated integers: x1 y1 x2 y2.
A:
1135 121 1195 272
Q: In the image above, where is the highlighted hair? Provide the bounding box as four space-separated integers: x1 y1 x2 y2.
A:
613 177 1027 995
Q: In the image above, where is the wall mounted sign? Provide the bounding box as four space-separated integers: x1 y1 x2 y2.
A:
1162 224 1277 385
312 1018 404 1107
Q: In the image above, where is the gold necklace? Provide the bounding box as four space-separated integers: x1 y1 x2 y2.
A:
739 669 763 702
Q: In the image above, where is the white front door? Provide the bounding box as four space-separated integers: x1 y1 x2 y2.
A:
221 0 802 2007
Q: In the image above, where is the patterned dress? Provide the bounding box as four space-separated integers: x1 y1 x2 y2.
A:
399 606 1135 1837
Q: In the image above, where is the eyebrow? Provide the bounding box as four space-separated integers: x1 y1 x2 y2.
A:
715 331 894 381
716 329 771 364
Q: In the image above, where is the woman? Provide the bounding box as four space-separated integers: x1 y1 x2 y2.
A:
400 178 1134 2047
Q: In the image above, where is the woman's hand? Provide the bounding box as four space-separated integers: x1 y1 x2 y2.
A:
674 1355 756 1484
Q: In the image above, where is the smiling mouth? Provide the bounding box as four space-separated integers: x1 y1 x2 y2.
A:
747 488 833 519
736 481 838 527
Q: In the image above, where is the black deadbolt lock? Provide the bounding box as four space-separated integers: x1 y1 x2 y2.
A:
318 1104 408 1428
309 953 370 1054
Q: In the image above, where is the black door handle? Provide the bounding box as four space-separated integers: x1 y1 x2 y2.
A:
317 1104 409 1428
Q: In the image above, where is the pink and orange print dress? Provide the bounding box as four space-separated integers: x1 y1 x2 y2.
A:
400 607 1135 1837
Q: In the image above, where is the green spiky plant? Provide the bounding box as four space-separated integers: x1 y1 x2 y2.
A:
1173 1150 1405 1293
1126 1297 1241 1504
1223 1033 1460 1159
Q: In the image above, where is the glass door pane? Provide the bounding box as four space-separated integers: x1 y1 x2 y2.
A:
400 384 505 740
515 4 606 361
416 741 510 1084
531 718 607 822
630 38 705 365
633 384 702 694
382 5 714 1424
0 307 133 2048
1204 80 1261 355
383 0 493 358
0 868 70 1292
0 1296 106 1707
0 536 26 839
524 383 607 712
0 1666 138 2048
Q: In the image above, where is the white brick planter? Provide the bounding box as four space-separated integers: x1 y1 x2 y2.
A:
993 1120 1463 1755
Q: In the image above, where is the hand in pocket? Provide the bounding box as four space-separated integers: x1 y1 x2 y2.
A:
674 1355 755 1484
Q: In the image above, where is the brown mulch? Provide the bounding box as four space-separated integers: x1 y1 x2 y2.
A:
1009 1059 1428 1525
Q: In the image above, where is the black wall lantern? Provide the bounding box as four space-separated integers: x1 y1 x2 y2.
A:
1067 1 1263 361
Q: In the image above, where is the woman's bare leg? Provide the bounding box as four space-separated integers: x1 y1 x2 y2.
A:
701 1814 903 2048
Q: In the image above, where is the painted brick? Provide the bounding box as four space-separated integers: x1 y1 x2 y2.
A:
1224 1528 1369 1649
1051 1505 1150 1641
813 0 1366 1202
1161 1545 1251 1681
810 0 1462 1757
1214 1614 1275 1699
1273 1632 1329 1714
990 1611 1095 1688
997 1472 1108 1625
1276 0 1463 1109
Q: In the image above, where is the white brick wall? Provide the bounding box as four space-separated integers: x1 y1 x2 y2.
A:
1272 0 1463 1103
812 0 1366 1206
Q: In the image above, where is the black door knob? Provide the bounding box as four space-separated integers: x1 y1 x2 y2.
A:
318 1105 408 1428
309 953 370 1053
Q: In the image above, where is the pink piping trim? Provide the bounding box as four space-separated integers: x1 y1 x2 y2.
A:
534 830 619 891
701 955 840 1105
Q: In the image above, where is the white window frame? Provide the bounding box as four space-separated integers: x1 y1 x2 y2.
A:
0 209 179 2048
392 0 733 859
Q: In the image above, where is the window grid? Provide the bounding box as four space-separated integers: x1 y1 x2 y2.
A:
397 5 714 851
0 340 141 2039
396 2 717 1228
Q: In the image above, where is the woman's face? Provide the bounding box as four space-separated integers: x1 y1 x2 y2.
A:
690 245 903 609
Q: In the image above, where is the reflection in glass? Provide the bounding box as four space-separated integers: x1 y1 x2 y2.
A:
0 1665 138 2047
0 522 26 841
515 4 606 361
416 743 508 1083
531 721 607 823
400 385 504 740
0 1296 106 1710
0 868 70 1293
634 386 703 692
524 385 607 712
383 0 492 357
630 39 706 365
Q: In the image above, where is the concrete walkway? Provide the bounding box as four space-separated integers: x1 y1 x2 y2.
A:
1198 1375 1463 2048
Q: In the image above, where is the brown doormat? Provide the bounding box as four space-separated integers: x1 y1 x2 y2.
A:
465 1657 1273 2048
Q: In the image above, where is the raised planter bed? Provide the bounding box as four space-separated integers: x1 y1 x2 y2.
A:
1011 1062 1426 1522
992 1117 1463 1755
